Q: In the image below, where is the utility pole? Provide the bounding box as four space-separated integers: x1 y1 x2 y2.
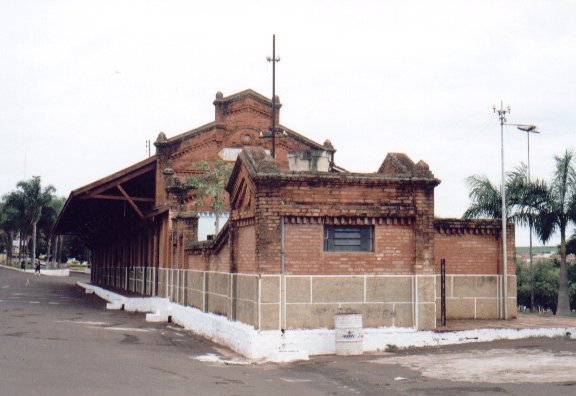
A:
146 140 151 157
494 101 511 320
267 34 280 159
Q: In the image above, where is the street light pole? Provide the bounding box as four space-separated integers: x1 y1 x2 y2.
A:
516 124 540 313
267 34 280 159
494 101 510 319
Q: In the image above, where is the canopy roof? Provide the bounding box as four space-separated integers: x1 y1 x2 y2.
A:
53 156 157 247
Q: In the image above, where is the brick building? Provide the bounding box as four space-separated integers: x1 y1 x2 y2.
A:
54 89 516 334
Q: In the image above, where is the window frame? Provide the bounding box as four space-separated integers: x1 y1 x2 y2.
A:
323 225 374 253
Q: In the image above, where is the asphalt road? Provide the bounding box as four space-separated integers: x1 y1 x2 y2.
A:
1 266 576 396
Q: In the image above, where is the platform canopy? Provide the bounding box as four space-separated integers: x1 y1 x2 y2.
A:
53 157 158 248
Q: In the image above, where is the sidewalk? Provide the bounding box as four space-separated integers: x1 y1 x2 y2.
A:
436 313 576 332
0 264 70 277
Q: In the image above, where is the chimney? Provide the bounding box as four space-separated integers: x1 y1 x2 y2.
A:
288 150 331 172
272 95 282 127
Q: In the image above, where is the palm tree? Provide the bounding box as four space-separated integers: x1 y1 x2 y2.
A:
506 163 550 312
15 177 55 268
465 152 576 315
526 151 576 315
0 197 21 265
3 190 28 265
463 167 549 313
463 175 505 219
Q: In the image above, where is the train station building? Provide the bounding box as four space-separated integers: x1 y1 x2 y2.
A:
54 89 516 337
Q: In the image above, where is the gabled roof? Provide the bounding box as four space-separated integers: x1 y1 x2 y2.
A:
154 89 331 152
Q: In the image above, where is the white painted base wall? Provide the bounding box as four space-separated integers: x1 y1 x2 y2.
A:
77 282 576 363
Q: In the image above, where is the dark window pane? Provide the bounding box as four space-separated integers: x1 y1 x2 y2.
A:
324 225 373 252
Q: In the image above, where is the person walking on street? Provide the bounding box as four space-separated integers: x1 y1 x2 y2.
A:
34 260 41 275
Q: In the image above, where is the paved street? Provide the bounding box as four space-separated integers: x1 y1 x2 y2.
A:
1 266 576 396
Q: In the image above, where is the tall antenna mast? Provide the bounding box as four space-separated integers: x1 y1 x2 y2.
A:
493 101 511 320
267 34 280 159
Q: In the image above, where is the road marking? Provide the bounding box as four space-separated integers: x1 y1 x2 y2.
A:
48 302 59 305
99 327 151 333
28 301 40 304
280 378 312 383
62 320 110 326
192 354 251 366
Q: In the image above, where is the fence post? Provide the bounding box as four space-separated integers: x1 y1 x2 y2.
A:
441 258 446 326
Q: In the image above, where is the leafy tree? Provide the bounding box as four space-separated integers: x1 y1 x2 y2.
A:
517 258 576 313
38 196 65 266
60 234 91 263
532 260 560 313
567 233 576 256
186 160 233 233
569 262 576 310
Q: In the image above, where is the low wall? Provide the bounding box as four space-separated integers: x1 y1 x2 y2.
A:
435 274 517 320
94 269 514 330
136 269 438 331
260 274 436 331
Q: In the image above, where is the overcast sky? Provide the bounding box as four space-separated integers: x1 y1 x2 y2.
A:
1 0 575 246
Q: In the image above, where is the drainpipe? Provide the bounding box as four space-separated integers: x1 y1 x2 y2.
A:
280 216 286 332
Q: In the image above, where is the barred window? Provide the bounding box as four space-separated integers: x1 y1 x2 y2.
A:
324 225 373 252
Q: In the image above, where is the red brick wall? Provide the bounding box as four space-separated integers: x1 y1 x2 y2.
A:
434 222 515 275
283 223 415 275
235 225 256 273
208 243 230 272
434 233 499 274
187 241 231 273
250 178 435 275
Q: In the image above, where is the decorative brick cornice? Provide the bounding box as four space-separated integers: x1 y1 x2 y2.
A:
434 218 507 236
160 122 217 147
284 216 414 226
252 172 440 187
214 89 282 109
